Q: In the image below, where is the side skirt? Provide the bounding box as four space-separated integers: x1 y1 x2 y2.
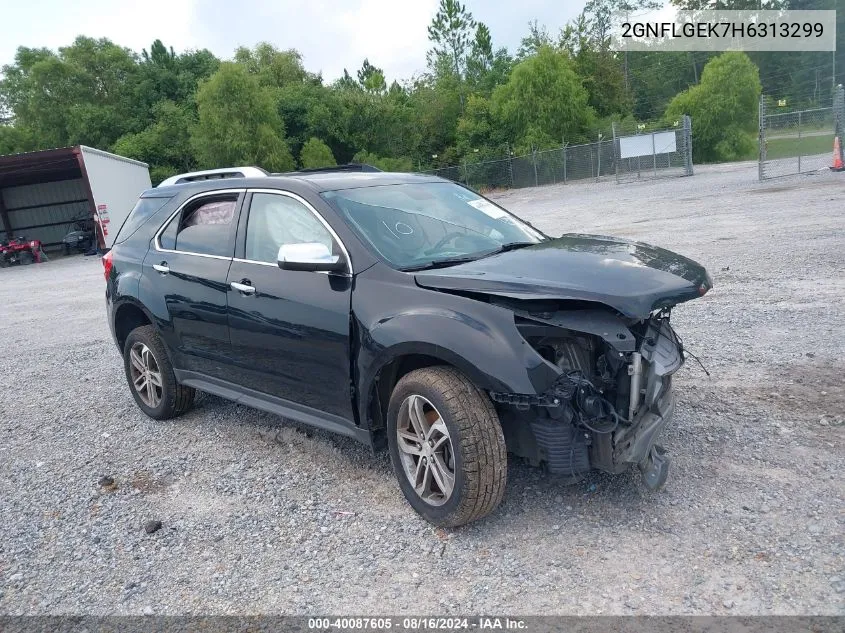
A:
174 370 373 447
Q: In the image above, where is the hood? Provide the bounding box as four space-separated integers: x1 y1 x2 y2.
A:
415 233 713 319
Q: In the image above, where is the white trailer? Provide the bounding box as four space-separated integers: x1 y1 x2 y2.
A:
78 146 152 249
0 145 151 252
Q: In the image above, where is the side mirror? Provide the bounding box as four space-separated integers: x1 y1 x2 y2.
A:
277 243 346 273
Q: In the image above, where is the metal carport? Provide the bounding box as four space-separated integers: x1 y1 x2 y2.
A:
0 146 150 252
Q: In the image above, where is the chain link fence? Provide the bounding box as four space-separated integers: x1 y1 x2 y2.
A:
759 85 845 180
612 116 693 183
424 118 692 192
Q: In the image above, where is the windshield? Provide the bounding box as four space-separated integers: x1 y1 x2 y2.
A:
321 182 545 270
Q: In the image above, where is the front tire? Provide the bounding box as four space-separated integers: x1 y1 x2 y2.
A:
387 366 507 527
123 325 195 420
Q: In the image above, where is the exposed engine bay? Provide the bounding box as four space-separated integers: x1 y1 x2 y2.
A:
491 305 684 490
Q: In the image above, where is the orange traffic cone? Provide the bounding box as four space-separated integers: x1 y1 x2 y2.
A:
831 136 844 172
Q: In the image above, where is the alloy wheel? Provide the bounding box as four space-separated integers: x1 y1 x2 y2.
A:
129 342 163 408
396 394 456 506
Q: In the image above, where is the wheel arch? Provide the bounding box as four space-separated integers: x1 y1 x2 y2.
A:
113 300 155 354
361 342 504 448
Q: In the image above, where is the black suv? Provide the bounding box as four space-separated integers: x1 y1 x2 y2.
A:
105 165 712 527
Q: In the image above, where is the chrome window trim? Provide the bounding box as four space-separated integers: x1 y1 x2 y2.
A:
231 257 343 276
153 188 246 260
233 257 277 268
244 188 353 275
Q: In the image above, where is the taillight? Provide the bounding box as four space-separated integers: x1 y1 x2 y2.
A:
102 250 114 281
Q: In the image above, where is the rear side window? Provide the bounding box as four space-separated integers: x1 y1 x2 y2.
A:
159 195 238 257
113 197 172 244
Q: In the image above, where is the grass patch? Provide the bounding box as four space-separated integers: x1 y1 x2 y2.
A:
765 133 835 160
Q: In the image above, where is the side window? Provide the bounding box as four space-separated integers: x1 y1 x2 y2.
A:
114 196 172 245
159 195 237 257
158 215 178 250
245 193 335 264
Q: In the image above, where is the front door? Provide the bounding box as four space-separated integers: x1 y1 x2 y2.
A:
225 191 354 421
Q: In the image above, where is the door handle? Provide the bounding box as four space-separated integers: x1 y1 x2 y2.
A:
230 280 256 295
152 262 169 274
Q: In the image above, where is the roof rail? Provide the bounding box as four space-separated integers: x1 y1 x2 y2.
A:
276 163 383 176
157 166 268 187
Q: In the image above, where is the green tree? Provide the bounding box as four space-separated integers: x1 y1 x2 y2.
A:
406 71 462 161
664 52 761 162
669 0 843 105
427 0 475 108
132 41 219 122
352 150 413 172
335 87 401 160
561 0 662 118
357 59 386 93
191 63 295 172
277 80 345 160
0 37 139 150
333 69 359 92
299 137 337 168
0 124 29 155
492 46 595 149
467 23 493 73
627 51 700 120
456 94 507 156
142 40 176 67
560 14 630 117
583 0 660 45
113 100 195 184
516 20 553 60
234 43 311 88
466 23 513 96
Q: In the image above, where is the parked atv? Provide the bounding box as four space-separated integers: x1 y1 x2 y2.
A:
0 237 47 267
62 216 95 255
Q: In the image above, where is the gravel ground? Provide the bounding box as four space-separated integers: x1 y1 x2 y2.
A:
0 161 843 615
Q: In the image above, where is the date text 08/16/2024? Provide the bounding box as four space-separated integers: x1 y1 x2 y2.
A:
307 617 528 630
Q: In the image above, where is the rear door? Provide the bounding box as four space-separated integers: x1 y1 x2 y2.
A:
143 189 243 379
225 189 354 421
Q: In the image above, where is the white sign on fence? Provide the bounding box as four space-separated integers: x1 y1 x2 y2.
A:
619 131 677 159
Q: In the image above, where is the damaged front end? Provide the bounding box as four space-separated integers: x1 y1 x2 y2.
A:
491 306 685 490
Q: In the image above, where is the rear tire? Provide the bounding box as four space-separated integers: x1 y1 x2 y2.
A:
20 251 33 265
123 325 195 420
387 366 507 527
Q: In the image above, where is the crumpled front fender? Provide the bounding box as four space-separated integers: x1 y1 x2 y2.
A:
352 273 563 429
360 304 558 396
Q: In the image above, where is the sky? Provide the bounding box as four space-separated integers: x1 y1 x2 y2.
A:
0 0 588 83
